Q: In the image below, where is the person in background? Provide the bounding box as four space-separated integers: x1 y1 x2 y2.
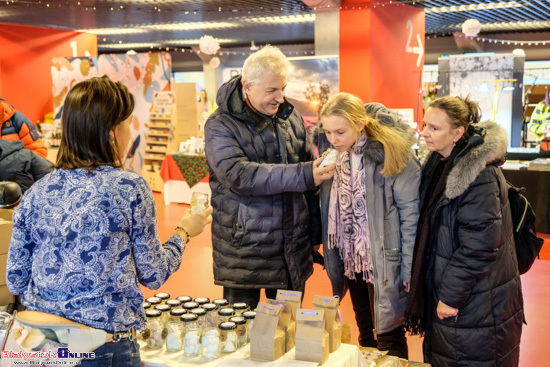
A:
198 89 213 119
528 87 550 146
319 93 420 358
1 98 47 159
204 45 335 309
6 76 212 366
0 139 52 193
405 96 523 366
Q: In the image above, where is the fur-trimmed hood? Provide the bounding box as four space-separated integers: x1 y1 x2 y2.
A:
363 102 417 166
435 120 508 199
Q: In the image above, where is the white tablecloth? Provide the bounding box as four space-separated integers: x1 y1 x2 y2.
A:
140 342 367 367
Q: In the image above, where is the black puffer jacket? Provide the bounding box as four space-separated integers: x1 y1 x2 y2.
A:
204 75 321 290
422 121 523 366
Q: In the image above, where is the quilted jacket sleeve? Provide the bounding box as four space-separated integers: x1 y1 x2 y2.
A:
205 116 317 196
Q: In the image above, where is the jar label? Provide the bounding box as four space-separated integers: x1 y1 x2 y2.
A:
220 330 227 342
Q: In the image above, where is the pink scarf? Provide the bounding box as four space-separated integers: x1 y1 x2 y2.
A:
327 134 374 283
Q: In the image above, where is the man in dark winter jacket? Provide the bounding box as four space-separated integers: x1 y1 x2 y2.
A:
0 139 52 193
204 45 335 308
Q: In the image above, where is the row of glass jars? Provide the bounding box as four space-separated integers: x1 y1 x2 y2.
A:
144 309 256 358
141 295 255 359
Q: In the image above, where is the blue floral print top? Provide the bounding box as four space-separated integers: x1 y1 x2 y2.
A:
7 166 185 333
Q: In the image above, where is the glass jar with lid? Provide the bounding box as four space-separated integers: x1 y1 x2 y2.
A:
154 304 172 325
144 309 164 349
181 313 201 356
213 298 229 308
190 308 207 329
202 303 219 328
242 311 256 343
219 321 238 353
194 297 210 306
228 316 247 348
201 327 220 359
176 295 192 303
165 308 186 352
154 292 171 304
217 307 235 323
166 299 182 309
232 302 250 316
145 297 161 308
183 301 200 312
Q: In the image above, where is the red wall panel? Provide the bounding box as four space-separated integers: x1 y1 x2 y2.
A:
340 1 425 122
0 23 97 124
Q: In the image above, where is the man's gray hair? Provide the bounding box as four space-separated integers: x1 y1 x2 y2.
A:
242 45 290 86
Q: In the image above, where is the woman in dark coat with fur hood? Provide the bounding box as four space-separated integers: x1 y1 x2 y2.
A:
319 93 420 358
405 96 523 366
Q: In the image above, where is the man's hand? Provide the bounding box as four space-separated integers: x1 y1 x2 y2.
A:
313 156 336 186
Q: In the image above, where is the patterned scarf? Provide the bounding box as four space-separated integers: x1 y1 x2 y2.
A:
327 134 374 283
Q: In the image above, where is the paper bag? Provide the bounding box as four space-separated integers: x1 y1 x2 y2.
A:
295 308 329 365
276 289 302 321
312 295 341 352
249 302 285 361
266 298 294 352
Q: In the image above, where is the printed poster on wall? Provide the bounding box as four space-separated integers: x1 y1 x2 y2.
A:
51 52 172 173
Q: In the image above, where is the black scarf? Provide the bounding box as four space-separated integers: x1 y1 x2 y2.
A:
404 139 465 336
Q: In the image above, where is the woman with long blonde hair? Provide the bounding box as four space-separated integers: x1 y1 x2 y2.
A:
319 92 420 357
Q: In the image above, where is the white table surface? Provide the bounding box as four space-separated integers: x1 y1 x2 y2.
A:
140 342 367 367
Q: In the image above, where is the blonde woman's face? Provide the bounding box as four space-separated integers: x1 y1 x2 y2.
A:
323 114 363 152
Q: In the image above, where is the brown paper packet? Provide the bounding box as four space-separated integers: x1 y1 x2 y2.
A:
295 308 329 365
312 295 341 352
249 302 285 361
276 289 302 321
341 323 352 344
266 298 294 352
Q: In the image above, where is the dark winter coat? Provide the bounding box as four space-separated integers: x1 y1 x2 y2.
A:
320 103 420 334
0 139 52 193
422 120 523 366
204 75 321 290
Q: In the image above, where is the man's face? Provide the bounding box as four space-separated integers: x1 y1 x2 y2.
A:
243 73 287 116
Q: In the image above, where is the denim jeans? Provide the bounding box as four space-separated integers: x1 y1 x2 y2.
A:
79 338 141 367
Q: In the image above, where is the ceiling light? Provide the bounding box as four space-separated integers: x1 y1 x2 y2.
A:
76 27 147 35
98 42 162 49
169 38 236 46
243 14 315 24
476 20 550 32
426 1 521 13
145 21 237 31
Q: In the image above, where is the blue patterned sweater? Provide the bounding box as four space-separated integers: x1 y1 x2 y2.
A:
7 166 185 333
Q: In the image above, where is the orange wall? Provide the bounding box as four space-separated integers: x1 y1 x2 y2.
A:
340 1 425 122
0 23 97 124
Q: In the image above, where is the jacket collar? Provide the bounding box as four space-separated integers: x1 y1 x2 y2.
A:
424 120 508 200
363 102 416 165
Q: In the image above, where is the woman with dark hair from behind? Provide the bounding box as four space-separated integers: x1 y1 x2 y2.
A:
405 95 523 366
6 76 212 366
